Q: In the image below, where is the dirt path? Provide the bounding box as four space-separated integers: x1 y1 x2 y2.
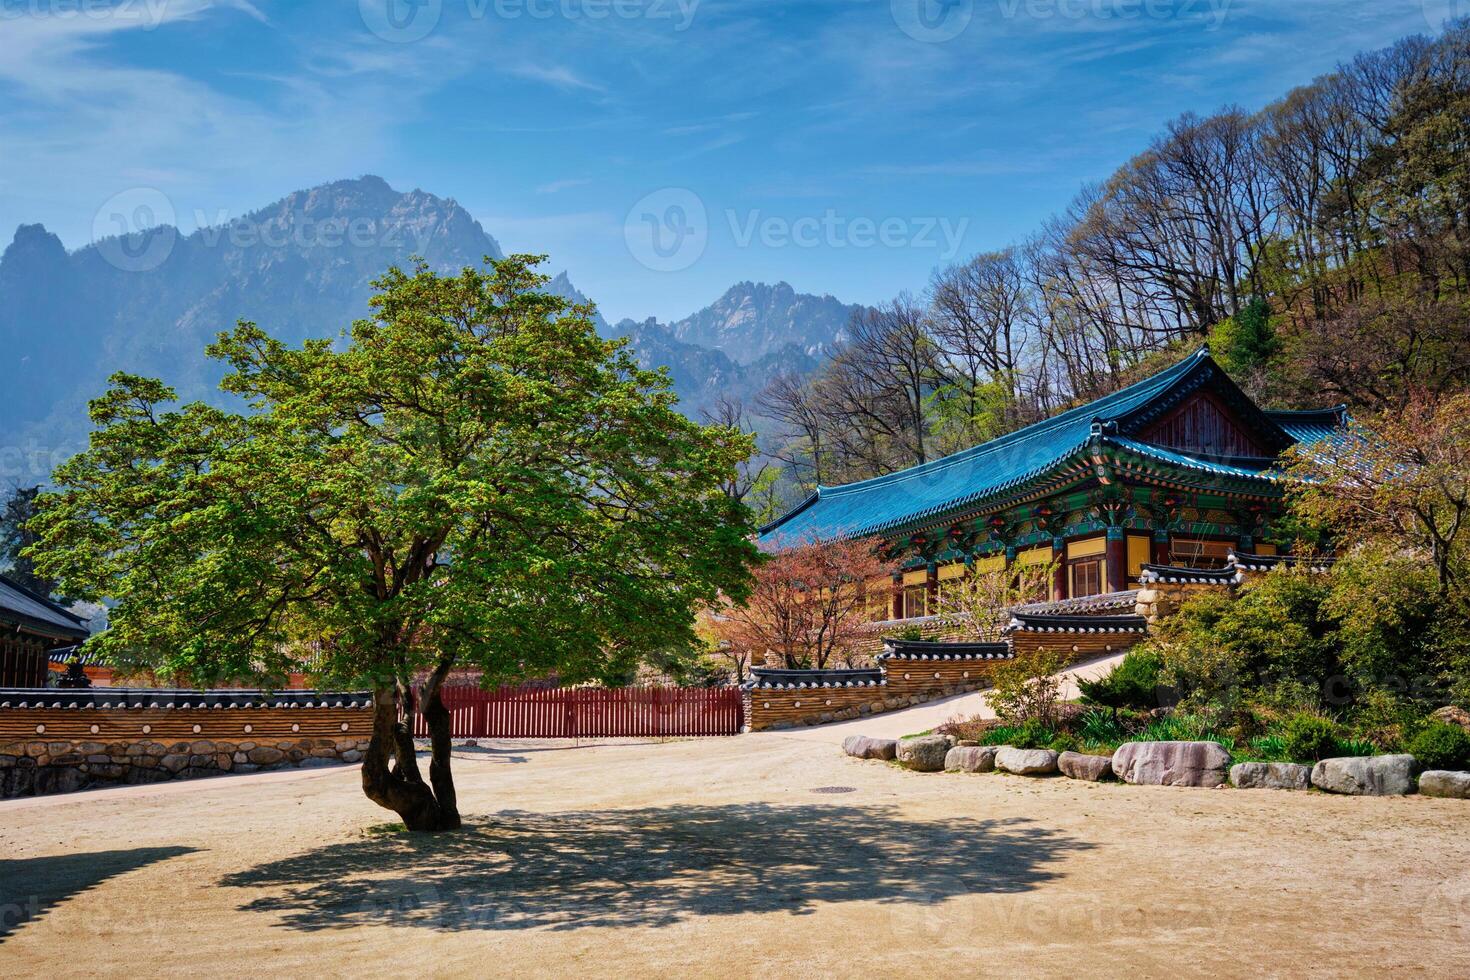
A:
3 734 1468 978
780 650 1127 743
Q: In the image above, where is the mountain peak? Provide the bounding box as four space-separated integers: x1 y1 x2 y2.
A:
4 222 66 259
669 281 861 363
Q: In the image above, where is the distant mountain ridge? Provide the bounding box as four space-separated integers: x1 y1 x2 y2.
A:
665 280 859 363
0 176 855 480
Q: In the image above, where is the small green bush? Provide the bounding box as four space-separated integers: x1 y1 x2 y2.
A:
988 647 1068 726
1046 732 1078 753
981 719 1059 749
1282 714 1340 762
1407 722 1470 771
1335 736 1378 758
1075 708 1127 747
1132 712 1236 753
1246 734 1291 762
1078 647 1165 716
887 625 926 642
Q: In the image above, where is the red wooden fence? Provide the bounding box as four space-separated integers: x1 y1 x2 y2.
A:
412 685 744 739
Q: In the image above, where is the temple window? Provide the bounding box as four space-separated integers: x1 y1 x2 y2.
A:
901 569 928 619
1070 557 1105 598
1170 537 1234 569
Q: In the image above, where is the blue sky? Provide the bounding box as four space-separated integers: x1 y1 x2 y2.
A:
0 0 1455 322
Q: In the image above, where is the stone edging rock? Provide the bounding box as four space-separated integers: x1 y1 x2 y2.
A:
841 735 1470 802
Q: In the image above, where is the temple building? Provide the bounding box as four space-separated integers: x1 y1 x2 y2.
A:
0 573 91 688
758 347 1346 622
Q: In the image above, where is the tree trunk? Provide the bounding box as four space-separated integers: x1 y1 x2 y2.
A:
421 659 461 830
360 666 460 832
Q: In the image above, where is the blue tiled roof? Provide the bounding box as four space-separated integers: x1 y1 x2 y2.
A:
1267 407 1351 450
1105 437 1286 481
760 349 1341 544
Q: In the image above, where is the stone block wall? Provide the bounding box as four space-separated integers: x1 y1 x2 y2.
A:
1133 581 1230 623
0 735 369 798
0 693 374 798
744 651 1008 732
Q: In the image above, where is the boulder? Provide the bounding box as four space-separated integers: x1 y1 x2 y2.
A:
842 735 898 761
995 746 1059 776
247 746 286 766
1111 741 1231 788
36 767 87 795
1058 751 1114 781
896 735 954 772
1230 762 1311 791
945 745 997 773
1417 770 1470 800
1310 755 1415 796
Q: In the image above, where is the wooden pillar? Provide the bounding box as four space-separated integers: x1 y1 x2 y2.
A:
1105 527 1126 595
925 561 938 616
890 572 903 621
1051 537 1066 601
1152 530 1170 566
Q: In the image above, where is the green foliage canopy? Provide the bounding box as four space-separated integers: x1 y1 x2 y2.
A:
29 256 760 692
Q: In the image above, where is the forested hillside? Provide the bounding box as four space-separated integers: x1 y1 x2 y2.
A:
755 20 1470 517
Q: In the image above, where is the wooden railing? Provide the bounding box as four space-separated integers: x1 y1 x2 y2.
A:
412 685 743 739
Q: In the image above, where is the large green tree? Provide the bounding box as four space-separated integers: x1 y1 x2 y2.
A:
30 255 759 831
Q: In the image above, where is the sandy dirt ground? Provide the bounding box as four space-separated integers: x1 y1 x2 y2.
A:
3 727 1469 979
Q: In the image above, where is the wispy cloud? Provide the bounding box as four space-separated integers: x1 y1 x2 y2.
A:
506 62 607 93
536 178 594 195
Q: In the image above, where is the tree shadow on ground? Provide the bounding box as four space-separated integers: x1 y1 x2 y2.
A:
220 804 1090 932
0 846 199 942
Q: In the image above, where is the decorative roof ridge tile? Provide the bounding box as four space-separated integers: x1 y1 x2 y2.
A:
878 639 1013 662
1004 612 1148 634
0 688 374 709
1014 591 1141 616
1227 551 1335 576
1138 563 1237 585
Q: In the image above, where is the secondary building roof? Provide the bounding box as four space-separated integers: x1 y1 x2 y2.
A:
0 574 91 643
759 347 1347 544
